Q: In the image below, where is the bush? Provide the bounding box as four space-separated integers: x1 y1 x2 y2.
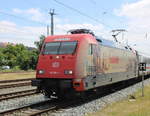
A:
0 44 38 71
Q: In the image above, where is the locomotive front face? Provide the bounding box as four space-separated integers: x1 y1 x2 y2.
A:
31 34 99 98
36 40 77 79
32 34 92 97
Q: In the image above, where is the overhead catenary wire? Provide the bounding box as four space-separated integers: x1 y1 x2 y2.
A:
88 0 106 15
53 0 113 29
89 0 126 29
0 10 47 26
0 10 50 36
21 0 71 33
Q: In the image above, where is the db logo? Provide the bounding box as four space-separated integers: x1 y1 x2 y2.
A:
52 62 60 68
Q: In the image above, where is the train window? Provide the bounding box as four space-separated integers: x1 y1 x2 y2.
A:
88 44 93 55
43 42 60 54
88 44 97 55
59 41 77 54
43 41 77 55
93 45 99 56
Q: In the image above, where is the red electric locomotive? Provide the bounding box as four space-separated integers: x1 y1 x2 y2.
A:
32 29 149 98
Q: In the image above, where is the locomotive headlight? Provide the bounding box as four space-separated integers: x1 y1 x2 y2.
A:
68 70 73 74
64 70 73 75
38 70 45 74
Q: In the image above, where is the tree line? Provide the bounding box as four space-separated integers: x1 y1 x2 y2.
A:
0 35 45 71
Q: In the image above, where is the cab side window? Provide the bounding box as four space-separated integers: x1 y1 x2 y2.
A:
88 44 98 55
88 44 93 55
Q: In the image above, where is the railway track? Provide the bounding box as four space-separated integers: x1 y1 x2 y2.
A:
0 98 77 116
0 78 34 89
0 89 38 101
0 78 34 84
0 76 149 116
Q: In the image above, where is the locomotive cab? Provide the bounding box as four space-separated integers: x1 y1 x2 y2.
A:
37 40 77 79
34 40 78 97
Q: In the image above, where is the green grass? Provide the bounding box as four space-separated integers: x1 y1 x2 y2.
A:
86 84 150 116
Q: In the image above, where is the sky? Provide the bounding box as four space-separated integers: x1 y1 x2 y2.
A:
0 0 150 56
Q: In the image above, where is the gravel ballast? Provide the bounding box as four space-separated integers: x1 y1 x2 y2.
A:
0 94 48 112
48 78 150 116
0 78 150 116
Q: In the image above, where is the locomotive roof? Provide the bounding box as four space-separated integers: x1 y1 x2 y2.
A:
96 37 134 52
45 34 134 52
45 34 94 42
65 29 134 52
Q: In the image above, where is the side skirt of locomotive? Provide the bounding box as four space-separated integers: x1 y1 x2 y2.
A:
73 70 137 92
32 71 138 98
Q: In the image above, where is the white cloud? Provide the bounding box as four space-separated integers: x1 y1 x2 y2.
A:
12 8 62 25
0 20 16 27
13 8 22 14
0 20 47 47
25 8 44 22
115 0 150 31
55 23 111 39
0 8 112 47
12 8 49 23
116 0 150 18
0 19 110 47
56 23 104 33
115 0 150 56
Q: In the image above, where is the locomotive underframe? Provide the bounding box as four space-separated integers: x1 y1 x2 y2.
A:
32 69 138 98
83 71 137 90
32 78 74 97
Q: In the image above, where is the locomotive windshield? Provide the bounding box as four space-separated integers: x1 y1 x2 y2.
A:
43 41 77 54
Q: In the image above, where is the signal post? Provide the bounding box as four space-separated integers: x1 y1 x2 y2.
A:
139 62 146 97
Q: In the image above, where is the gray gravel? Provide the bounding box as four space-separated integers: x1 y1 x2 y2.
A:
48 78 150 116
0 94 48 112
0 85 46 112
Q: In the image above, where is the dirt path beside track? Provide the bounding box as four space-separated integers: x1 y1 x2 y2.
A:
0 71 35 80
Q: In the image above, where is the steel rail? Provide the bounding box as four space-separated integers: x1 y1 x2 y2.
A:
0 99 52 115
0 81 31 89
0 98 78 116
0 78 34 84
0 89 38 101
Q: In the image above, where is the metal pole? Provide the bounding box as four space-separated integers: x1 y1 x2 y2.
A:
51 11 54 35
142 71 144 97
49 9 55 35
